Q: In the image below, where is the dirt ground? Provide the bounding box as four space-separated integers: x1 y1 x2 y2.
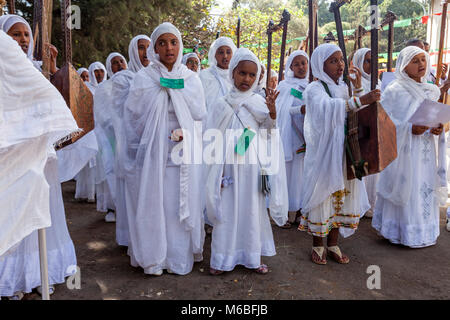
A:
24 180 450 300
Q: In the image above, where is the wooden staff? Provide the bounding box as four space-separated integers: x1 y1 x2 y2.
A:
308 0 319 82
436 0 450 87
236 16 241 48
40 0 53 80
353 25 368 51
278 9 291 82
329 0 352 96
266 9 291 88
7 0 14 14
380 11 398 73
369 0 378 91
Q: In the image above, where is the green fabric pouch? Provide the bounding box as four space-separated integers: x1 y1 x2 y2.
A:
235 128 256 156
290 88 303 100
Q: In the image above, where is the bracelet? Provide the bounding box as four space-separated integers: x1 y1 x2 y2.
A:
353 87 364 93
353 96 361 109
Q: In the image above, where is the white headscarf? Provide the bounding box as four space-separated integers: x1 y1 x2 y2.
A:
77 67 89 78
226 48 262 109
352 48 371 82
207 37 237 95
0 14 34 59
128 34 151 73
208 36 237 68
311 43 343 86
88 61 107 87
182 53 201 72
284 50 310 87
393 45 440 101
106 52 128 78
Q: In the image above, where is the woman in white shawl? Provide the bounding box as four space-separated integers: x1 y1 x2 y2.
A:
107 35 150 245
275 50 309 228
205 48 288 275
0 14 58 73
352 48 381 217
128 35 151 73
182 53 201 72
300 43 379 265
86 61 107 94
123 22 206 275
0 30 78 299
373 46 447 248
199 37 237 111
77 67 89 82
93 52 128 221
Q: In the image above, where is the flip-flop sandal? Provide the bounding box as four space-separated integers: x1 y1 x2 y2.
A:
255 264 269 274
327 246 350 264
280 222 292 229
209 267 224 276
311 247 327 265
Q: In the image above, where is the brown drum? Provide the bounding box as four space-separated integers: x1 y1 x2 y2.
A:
346 102 398 180
51 62 94 145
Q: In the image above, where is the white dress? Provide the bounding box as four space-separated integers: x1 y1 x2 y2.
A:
300 80 369 238
0 149 77 296
206 93 288 271
372 80 446 248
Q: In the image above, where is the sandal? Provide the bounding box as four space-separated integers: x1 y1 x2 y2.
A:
209 267 224 276
311 247 327 265
255 264 269 274
280 222 292 229
327 246 350 264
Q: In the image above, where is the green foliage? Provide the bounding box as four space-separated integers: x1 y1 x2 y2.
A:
216 0 306 72
14 0 216 68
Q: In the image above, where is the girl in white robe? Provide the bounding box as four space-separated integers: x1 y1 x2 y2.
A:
123 22 206 276
93 52 128 221
113 35 150 246
275 50 309 228
86 61 107 94
73 62 106 203
199 37 237 111
205 48 288 275
351 48 381 218
372 46 447 248
0 30 78 299
300 43 379 265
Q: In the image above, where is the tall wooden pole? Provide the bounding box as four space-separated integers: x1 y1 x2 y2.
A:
278 9 291 82
236 17 241 48
7 0 14 14
266 20 274 90
436 0 450 87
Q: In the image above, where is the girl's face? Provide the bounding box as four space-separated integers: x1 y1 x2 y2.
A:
186 57 199 72
233 60 258 92
138 39 150 67
111 56 127 74
80 71 89 82
324 50 345 83
155 33 180 71
404 53 427 82
363 51 371 75
94 69 105 84
215 45 233 70
7 22 30 55
290 55 308 79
